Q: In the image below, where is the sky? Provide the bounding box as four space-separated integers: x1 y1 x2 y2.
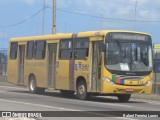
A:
0 0 160 49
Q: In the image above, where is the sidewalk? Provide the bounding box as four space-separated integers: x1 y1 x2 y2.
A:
132 94 160 101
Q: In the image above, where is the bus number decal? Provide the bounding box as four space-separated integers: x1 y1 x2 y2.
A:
75 62 89 71
25 62 45 67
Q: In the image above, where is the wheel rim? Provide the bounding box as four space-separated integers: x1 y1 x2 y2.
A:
30 79 35 91
78 85 85 95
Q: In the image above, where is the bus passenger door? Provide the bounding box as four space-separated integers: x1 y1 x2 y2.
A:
91 42 102 92
47 44 57 87
18 45 25 85
56 39 73 90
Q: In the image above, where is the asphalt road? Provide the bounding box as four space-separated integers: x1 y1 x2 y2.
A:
0 82 160 120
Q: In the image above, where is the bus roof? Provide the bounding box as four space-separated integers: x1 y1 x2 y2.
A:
9 30 151 42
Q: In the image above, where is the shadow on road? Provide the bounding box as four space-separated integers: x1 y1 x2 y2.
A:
8 90 146 104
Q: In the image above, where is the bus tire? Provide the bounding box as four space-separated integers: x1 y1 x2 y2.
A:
117 94 131 102
60 90 74 97
77 80 88 100
29 75 45 94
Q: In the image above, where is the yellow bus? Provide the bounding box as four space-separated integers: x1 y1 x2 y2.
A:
7 30 153 102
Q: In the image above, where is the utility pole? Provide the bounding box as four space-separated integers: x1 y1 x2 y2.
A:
52 0 56 34
42 0 45 35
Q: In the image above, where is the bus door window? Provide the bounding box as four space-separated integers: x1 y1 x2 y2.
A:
92 41 102 91
10 42 18 59
18 45 25 85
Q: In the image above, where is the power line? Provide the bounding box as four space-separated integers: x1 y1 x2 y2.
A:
0 7 46 28
49 7 160 23
56 7 160 12
57 8 134 12
0 6 160 28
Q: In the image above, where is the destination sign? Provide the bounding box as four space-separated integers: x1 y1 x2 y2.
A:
107 32 150 41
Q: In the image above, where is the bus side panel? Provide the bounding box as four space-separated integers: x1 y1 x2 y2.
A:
7 43 18 85
35 60 47 88
55 41 72 90
7 59 18 84
24 60 47 88
74 60 90 91
24 40 47 88
56 59 70 90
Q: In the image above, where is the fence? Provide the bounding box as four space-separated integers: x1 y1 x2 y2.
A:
153 53 160 94
0 49 8 76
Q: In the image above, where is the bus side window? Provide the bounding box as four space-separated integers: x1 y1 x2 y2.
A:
59 39 72 60
74 38 89 60
10 42 18 60
34 41 46 60
26 41 34 59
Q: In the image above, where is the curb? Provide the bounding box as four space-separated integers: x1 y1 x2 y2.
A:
132 94 160 101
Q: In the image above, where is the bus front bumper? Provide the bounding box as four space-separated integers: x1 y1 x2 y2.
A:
102 80 152 94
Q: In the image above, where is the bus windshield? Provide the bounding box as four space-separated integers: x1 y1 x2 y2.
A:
105 33 152 74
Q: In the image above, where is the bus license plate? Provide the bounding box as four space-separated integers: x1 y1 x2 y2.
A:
126 88 134 92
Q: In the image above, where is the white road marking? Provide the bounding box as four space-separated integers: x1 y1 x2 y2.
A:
0 85 28 90
144 101 160 105
1 91 132 108
0 118 36 120
131 98 160 105
0 98 138 119
0 91 6 92
0 85 133 108
0 98 79 111
2 85 159 110
115 117 138 120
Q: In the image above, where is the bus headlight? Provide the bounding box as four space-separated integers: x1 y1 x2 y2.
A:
144 80 152 87
104 77 115 86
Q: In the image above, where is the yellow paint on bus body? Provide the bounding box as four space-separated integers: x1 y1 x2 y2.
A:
7 30 153 96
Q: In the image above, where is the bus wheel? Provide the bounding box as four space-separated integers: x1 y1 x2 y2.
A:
60 90 74 97
117 94 131 102
29 76 37 93
29 76 45 94
77 80 88 100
